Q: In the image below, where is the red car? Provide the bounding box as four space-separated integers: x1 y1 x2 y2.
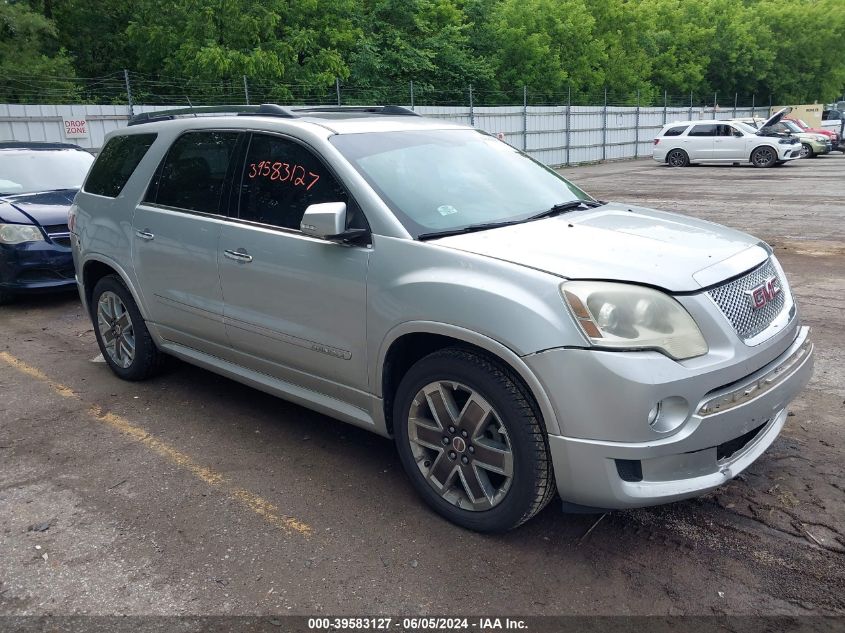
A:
785 117 840 148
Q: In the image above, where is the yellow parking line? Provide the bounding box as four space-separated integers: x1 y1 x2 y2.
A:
0 351 311 537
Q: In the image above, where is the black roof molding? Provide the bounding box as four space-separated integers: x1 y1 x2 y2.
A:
127 103 419 126
0 141 87 150
292 105 420 117
127 104 297 126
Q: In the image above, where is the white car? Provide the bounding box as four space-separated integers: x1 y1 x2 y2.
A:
653 109 801 168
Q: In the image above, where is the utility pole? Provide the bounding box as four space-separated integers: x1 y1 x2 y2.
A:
243 75 250 105
522 85 528 151
124 69 134 118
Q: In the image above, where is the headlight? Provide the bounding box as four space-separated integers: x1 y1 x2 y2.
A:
0 223 45 244
561 281 708 360
778 138 794 144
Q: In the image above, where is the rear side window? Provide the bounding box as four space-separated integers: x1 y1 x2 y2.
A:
237 133 349 231
688 124 717 137
84 134 156 197
147 131 240 214
662 126 688 137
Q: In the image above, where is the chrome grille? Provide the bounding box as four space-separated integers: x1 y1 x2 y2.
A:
707 259 786 341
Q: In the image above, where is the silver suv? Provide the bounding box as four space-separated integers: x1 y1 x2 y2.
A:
71 105 814 532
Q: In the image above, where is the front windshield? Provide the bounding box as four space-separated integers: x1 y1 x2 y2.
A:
781 120 802 133
0 149 94 195
795 119 810 129
330 129 592 238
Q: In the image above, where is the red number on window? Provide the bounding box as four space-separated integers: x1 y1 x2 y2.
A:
270 162 282 181
306 172 320 190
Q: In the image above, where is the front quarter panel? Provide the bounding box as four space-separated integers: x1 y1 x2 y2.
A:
368 235 588 432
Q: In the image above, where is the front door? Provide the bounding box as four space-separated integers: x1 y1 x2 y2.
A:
712 124 748 161
219 132 370 392
132 130 241 350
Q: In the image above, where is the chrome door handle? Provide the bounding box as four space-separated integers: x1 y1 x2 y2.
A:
135 229 155 241
224 248 253 263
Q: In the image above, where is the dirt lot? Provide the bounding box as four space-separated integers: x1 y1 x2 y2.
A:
1 154 843 618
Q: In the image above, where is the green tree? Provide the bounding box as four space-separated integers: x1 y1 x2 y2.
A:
486 0 606 103
347 0 494 104
125 0 360 103
755 0 845 103
583 0 659 103
0 1 79 102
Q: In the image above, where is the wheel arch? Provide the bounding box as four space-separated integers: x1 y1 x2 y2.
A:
377 322 561 437
81 255 148 320
665 147 690 165
750 143 779 163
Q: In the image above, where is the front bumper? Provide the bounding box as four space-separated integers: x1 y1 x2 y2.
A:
0 241 76 294
537 327 813 509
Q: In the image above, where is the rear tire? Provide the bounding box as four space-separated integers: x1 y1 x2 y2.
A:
666 149 690 167
393 347 555 532
91 275 163 381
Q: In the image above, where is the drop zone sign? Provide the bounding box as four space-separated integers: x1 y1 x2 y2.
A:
62 118 88 138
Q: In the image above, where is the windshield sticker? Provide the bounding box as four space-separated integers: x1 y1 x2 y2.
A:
437 205 458 216
247 161 320 190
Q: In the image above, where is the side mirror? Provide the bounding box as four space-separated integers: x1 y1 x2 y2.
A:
734 131 743 137
300 202 368 244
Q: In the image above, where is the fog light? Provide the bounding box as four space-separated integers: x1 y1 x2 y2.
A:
647 396 689 434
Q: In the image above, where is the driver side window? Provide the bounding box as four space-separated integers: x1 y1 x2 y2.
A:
237 134 359 231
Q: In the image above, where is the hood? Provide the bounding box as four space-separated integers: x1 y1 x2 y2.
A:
761 106 792 130
0 189 76 227
430 204 769 293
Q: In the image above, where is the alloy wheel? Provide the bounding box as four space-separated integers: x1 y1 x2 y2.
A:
96 290 136 369
407 381 514 511
753 147 776 167
667 150 688 167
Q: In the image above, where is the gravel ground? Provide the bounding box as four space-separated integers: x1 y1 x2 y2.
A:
1 153 843 619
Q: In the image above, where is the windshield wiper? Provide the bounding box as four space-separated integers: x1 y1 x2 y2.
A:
525 199 603 221
417 200 605 241
418 219 525 241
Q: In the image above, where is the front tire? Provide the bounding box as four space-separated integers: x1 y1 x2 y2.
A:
666 149 690 167
393 348 555 532
751 145 777 167
91 275 163 381
799 143 813 159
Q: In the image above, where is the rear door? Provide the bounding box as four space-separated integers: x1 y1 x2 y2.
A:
685 124 717 160
132 130 241 351
218 132 370 392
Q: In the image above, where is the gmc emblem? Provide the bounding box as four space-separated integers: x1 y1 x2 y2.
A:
745 276 781 310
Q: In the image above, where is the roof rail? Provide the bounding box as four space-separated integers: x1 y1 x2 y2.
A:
126 103 420 126
127 104 297 126
293 105 420 117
